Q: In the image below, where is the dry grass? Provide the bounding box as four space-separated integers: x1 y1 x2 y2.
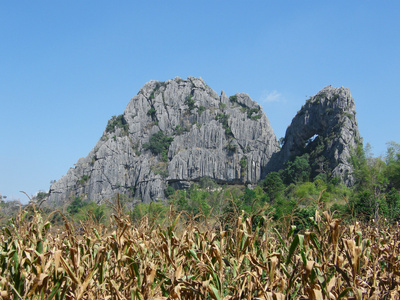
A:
1 201 400 299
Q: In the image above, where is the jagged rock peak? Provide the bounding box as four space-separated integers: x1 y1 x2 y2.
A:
47 77 279 206
278 85 361 185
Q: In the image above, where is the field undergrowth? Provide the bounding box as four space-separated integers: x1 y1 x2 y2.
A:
1 197 400 300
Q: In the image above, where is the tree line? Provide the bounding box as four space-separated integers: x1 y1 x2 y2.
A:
1 142 399 229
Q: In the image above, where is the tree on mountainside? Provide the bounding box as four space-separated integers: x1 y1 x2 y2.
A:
282 154 311 184
385 141 400 189
259 172 284 203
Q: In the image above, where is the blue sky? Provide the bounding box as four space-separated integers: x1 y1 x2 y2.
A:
1 1 399 203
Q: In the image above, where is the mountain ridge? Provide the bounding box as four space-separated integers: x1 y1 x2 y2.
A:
46 77 360 206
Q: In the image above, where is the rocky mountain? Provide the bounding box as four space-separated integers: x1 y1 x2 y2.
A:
276 85 361 185
47 77 279 206
46 77 361 206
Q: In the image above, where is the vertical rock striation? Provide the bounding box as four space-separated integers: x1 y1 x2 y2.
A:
47 80 362 207
47 77 280 206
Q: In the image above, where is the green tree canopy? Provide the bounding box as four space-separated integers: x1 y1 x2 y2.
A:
282 154 311 184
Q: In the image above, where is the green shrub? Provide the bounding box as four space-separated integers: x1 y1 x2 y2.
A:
385 188 400 220
143 131 174 162
259 171 285 202
174 125 186 135
295 182 317 199
325 107 334 115
198 177 217 189
36 191 48 201
129 201 168 224
229 95 238 103
147 107 157 120
216 113 233 137
345 112 354 120
185 95 196 111
240 156 247 177
198 105 206 115
282 154 311 184
250 114 262 120
165 185 175 198
149 82 165 100
79 175 90 185
243 107 261 120
67 197 86 215
105 115 129 134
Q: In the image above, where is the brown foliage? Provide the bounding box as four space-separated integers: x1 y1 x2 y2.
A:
1 202 400 299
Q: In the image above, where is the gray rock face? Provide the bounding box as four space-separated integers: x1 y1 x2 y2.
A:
47 80 362 206
276 85 361 185
47 77 280 206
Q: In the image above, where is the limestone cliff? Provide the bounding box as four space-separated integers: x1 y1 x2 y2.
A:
47 77 279 205
276 85 361 185
47 79 361 206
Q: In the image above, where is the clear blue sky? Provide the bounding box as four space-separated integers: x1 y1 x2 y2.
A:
1 1 399 203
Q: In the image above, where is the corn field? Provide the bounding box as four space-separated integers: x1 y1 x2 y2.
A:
1 202 400 299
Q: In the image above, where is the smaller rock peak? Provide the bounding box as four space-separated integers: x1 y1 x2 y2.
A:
278 85 360 186
305 86 353 109
318 85 351 97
